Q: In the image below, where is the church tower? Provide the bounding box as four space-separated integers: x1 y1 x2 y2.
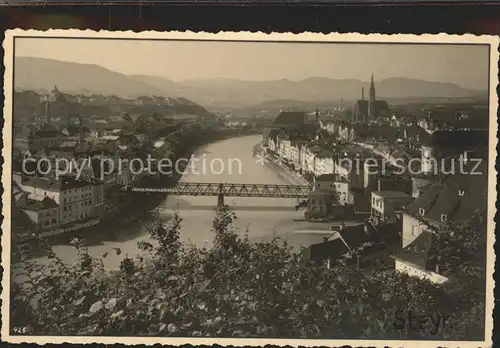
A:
368 73 376 120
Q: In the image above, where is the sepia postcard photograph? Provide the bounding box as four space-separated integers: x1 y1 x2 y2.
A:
1 30 497 347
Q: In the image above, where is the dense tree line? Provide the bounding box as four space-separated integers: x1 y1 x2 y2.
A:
11 206 487 340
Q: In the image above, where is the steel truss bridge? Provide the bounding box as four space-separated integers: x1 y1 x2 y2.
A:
124 182 312 204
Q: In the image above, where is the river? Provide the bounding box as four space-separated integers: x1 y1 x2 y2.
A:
16 135 334 272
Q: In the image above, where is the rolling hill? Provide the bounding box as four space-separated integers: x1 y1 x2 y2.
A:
15 57 486 110
15 57 164 97
118 75 487 110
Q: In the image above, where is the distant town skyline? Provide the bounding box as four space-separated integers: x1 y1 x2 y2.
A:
15 38 489 90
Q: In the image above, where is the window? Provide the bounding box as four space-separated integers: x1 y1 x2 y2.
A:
419 208 425 216
441 214 448 222
51 218 56 224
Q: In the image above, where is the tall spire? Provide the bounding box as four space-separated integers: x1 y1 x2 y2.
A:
369 73 376 102
368 73 376 120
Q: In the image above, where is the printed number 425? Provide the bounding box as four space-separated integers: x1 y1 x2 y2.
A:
13 326 28 334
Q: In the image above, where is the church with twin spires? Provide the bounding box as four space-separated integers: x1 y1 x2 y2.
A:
352 74 390 123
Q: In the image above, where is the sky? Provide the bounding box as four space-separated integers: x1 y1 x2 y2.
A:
15 37 490 90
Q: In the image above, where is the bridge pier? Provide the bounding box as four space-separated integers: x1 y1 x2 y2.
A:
217 193 225 208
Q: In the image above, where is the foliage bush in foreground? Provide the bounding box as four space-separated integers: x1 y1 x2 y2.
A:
11 207 486 340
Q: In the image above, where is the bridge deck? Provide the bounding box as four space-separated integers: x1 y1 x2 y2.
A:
124 182 312 198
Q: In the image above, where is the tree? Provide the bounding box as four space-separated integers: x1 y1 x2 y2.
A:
11 209 488 339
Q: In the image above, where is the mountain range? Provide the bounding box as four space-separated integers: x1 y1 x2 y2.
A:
15 57 486 110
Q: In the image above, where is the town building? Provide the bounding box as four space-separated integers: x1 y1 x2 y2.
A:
334 146 372 189
314 174 337 192
352 75 390 123
371 191 414 222
307 190 333 218
263 111 307 146
300 144 321 175
14 123 64 152
393 160 488 283
377 174 413 195
314 174 351 205
416 106 489 134
319 119 337 135
306 222 400 268
363 158 383 191
22 196 60 233
399 124 429 150
337 122 356 142
420 129 488 174
16 175 101 226
267 129 281 154
313 149 335 176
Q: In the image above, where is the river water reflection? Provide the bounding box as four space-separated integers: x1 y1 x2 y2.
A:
23 135 333 271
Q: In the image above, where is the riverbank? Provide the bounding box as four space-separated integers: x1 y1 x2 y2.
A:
253 143 310 187
13 134 339 269
12 130 256 262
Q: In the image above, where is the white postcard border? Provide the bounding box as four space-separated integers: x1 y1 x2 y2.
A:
2 29 498 347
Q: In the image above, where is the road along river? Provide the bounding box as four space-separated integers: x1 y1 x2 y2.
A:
15 135 334 271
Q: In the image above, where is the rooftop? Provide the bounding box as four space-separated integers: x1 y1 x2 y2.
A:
306 238 350 264
102 135 120 141
421 129 488 150
306 222 399 265
267 129 281 141
59 140 78 148
316 174 347 183
24 175 91 192
23 196 59 212
372 191 412 199
338 222 400 251
272 111 306 126
405 160 488 224
16 123 62 138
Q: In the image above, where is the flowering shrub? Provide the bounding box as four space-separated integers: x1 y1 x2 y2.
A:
11 207 486 339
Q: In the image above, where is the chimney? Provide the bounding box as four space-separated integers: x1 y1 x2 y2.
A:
340 98 344 111
361 87 365 101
